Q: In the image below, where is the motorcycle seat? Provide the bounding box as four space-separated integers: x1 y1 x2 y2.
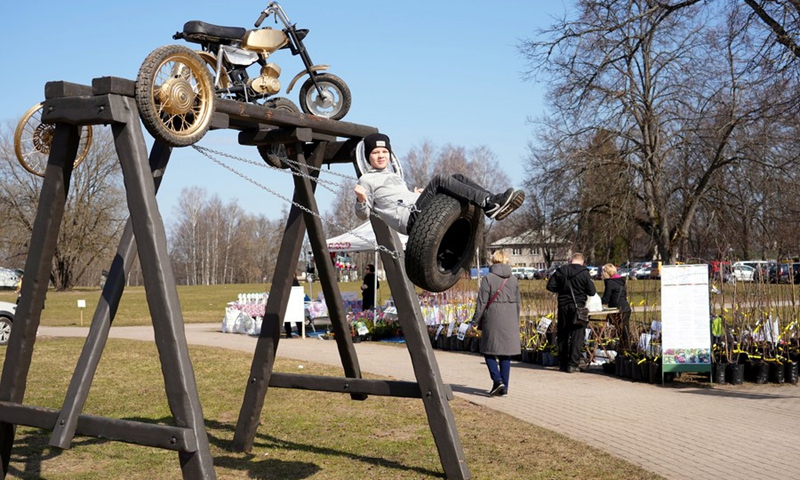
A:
178 21 246 45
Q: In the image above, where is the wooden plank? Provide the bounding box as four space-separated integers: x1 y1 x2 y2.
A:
215 97 377 139
41 95 133 125
301 139 361 165
91 77 136 97
44 81 93 99
0 402 196 452
238 127 314 145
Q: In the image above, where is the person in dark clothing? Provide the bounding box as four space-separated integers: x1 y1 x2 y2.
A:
471 250 521 396
285 275 304 338
361 264 379 311
546 253 597 373
601 263 633 352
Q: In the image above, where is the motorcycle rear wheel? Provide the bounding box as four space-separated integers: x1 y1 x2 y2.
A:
135 45 215 147
257 97 300 169
14 102 92 177
298 73 351 120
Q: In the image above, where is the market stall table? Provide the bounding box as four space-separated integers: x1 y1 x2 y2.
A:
585 308 620 366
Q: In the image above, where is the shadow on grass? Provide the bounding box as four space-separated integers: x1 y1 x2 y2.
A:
203 418 444 479
8 427 112 479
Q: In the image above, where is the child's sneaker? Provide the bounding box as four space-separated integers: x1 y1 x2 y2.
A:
485 189 525 220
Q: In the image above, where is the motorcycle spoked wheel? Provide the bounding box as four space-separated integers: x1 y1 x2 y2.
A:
298 73 351 121
13 102 92 177
257 97 301 169
135 45 215 147
405 194 484 293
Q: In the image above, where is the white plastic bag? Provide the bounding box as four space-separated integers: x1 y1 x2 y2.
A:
586 293 603 312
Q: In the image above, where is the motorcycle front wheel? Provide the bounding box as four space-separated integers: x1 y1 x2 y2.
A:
298 73 351 121
14 102 92 177
135 45 215 147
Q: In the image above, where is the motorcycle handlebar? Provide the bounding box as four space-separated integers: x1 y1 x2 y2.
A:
255 11 268 27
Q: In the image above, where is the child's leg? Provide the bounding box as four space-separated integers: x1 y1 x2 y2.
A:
416 174 490 211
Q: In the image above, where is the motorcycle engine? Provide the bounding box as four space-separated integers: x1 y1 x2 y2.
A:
250 63 281 95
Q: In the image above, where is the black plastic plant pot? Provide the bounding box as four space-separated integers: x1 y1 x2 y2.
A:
726 363 745 385
713 362 727 384
785 361 799 385
769 362 785 384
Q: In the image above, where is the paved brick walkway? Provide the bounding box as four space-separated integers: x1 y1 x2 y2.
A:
38 324 800 480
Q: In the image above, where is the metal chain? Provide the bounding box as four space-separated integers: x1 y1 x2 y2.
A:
191 145 403 259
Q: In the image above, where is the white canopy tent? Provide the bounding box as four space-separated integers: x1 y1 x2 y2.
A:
325 221 407 312
326 221 407 253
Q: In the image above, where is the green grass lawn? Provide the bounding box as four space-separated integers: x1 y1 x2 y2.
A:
0 338 662 480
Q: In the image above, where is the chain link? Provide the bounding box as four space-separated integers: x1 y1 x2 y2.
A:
191 145 403 259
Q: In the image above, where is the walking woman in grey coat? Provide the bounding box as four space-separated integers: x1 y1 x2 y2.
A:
471 250 521 396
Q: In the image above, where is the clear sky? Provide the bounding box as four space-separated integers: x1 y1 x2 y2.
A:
2 1 568 229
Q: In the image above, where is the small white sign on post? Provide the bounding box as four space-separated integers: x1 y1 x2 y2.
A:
77 299 86 326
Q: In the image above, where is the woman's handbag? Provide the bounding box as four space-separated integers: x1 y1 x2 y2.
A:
477 277 509 330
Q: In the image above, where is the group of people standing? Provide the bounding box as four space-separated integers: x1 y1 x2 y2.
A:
471 251 631 395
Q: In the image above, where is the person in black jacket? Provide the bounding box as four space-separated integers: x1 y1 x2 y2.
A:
601 263 632 352
546 253 597 373
361 264 379 311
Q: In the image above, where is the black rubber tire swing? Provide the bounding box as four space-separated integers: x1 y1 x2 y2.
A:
405 194 484 292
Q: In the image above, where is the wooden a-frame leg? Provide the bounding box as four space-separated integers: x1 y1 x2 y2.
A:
371 219 472 480
49 141 173 449
112 99 215 479
0 124 80 477
233 141 365 452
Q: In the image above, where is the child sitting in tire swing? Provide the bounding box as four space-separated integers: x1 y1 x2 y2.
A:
353 133 525 234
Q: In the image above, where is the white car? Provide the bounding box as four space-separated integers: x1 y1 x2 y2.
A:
0 269 18 289
729 264 756 282
0 301 15 345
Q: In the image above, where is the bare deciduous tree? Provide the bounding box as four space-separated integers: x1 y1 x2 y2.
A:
0 124 125 289
520 0 799 264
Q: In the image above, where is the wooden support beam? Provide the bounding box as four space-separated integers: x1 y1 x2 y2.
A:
0 402 197 452
238 127 314 145
215 97 377 138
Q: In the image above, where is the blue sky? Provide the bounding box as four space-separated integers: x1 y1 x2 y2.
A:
3 1 568 228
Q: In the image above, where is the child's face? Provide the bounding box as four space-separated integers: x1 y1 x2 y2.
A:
368 147 390 170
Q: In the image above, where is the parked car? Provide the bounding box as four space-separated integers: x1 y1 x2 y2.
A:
769 263 800 284
0 301 15 346
0 269 19 290
522 267 538 280
511 267 526 279
635 267 652 280
617 267 634 278
729 264 757 283
731 261 772 282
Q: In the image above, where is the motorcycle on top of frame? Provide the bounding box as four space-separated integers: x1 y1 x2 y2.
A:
135 1 352 147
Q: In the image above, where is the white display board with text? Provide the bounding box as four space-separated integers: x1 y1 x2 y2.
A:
660 264 712 374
